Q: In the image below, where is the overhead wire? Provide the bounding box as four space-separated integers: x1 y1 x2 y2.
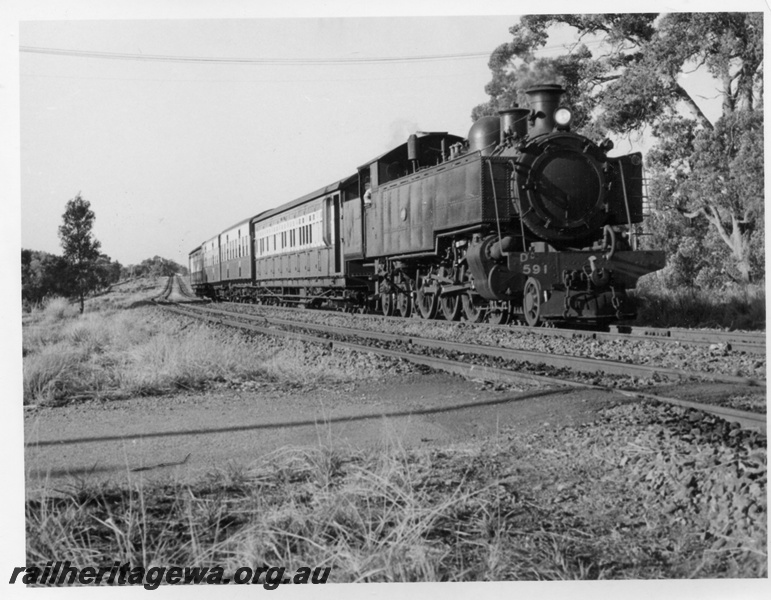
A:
20 46 491 65
19 39 606 67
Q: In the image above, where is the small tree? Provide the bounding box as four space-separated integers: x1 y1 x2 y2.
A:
58 193 102 313
21 249 74 305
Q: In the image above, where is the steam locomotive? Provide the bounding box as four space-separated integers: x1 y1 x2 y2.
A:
189 84 665 326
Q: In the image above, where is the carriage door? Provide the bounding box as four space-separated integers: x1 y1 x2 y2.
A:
325 193 343 274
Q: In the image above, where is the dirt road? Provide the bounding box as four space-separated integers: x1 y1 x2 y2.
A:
25 372 617 494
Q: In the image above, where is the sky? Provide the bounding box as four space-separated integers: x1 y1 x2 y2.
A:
17 15 524 267
2 3 769 600
9 1 736 269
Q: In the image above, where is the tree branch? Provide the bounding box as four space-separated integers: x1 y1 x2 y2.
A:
704 204 736 250
674 84 714 130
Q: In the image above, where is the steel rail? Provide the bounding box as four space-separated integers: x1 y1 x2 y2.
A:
612 389 767 433
210 295 765 355
160 303 570 388
154 276 174 301
524 323 765 354
611 325 765 353
178 303 763 386
172 275 198 300
439 319 763 355
159 303 766 433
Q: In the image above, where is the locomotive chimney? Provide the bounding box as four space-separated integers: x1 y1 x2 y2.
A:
525 84 565 137
498 106 530 142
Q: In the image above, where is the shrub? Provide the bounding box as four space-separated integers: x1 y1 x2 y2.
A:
41 297 79 322
23 343 85 404
631 278 765 330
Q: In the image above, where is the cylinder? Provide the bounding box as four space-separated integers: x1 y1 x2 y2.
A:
490 236 515 261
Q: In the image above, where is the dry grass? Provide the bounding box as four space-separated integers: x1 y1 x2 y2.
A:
85 277 170 311
22 291 413 405
24 440 590 583
26 405 767 583
23 344 85 403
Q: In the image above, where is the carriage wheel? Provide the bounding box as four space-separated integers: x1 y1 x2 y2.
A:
381 292 395 317
461 293 486 323
523 277 542 327
440 294 463 321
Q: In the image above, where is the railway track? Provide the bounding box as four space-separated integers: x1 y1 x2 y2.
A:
173 273 765 355
177 303 761 385
155 275 174 299
157 299 766 433
369 309 766 355
224 298 766 355
157 274 201 302
393 314 764 354
608 324 765 354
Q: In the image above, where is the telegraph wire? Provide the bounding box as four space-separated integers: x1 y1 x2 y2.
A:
20 39 606 66
19 46 492 65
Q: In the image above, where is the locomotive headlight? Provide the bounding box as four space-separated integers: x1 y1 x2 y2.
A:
554 107 572 128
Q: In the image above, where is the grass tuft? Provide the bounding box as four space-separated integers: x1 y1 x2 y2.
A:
41 297 80 322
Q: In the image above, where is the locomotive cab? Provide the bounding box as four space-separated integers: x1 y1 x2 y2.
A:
358 131 466 200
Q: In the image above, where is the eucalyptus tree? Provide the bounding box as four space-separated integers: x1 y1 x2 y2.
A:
474 13 763 284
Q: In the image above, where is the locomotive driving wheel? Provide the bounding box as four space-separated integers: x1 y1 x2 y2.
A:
440 294 463 321
523 277 542 327
395 274 413 318
416 276 438 319
459 269 486 323
486 301 510 325
397 292 412 317
461 293 486 323
381 291 395 317
435 264 462 321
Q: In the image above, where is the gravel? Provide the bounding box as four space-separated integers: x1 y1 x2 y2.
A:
501 399 768 577
214 303 766 380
